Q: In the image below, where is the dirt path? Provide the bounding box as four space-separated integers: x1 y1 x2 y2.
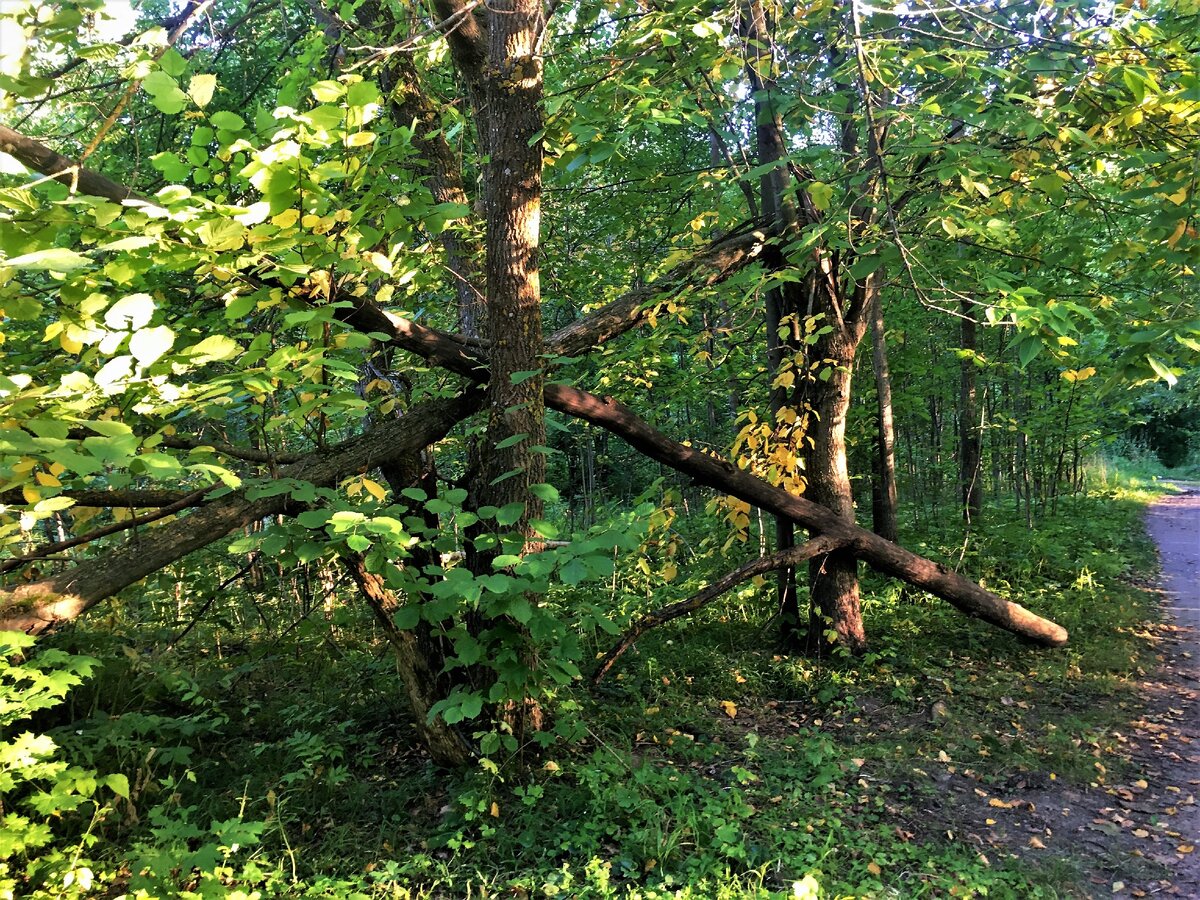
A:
1118 483 1200 895
1146 483 1200 634
891 487 1200 896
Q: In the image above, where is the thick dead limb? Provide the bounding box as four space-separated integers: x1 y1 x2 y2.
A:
542 384 1068 648
0 392 482 635
341 552 474 768
0 125 149 204
593 535 846 683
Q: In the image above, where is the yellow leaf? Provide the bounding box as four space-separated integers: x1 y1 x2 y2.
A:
361 478 387 502
1167 219 1188 249
60 332 83 354
346 479 363 497
345 130 377 147
662 562 678 582
985 818 996 825
301 214 321 229
35 472 61 487
1133 829 1149 838
272 209 300 228
719 700 738 719
1180 844 1195 854
866 861 882 876
1029 836 1047 849
989 798 1014 809
489 802 499 818
21 484 40 504
772 370 796 390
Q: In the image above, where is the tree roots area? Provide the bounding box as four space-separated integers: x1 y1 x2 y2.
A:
5 482 1196 899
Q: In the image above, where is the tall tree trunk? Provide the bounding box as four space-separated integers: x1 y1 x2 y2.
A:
478 0 546 543
959 301 983 523
869 281 899 542
473 0 547 742
803 323 869 654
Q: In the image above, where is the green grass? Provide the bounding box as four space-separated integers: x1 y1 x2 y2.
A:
8 463 1176 898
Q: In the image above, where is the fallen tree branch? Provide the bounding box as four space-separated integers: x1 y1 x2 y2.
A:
542 384 1069 648
159 435 306 465
0 125 1068 649
593 535 847 683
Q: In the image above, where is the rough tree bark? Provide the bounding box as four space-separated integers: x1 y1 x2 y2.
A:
476 0 547 546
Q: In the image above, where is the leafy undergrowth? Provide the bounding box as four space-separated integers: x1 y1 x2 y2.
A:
5 479 1177 898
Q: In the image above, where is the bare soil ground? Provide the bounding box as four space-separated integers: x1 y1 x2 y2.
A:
928 485 1200 897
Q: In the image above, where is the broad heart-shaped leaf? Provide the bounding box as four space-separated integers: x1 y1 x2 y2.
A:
129 325 175 366
3 247 90 270
105 293 155 330
142 71 187 114
185 334 241 363
208 110 245 131
188 73 217 108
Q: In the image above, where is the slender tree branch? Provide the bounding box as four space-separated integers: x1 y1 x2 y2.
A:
0 486 215 575
593 535 847 683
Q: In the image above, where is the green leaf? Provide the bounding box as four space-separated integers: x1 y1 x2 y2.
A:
529 483 559 502
129 326 175 366
105 774 130 797
186 334 241 363
493 433 529 450
560 558 589 585
1146 356 1178 386
159 48 187 77
105 293 155 330
3 247 90 271
1017 337 1042 368
808 181 834 211
209 110 246 131
496 502 526 526
310 80 344 102
393 606 420 630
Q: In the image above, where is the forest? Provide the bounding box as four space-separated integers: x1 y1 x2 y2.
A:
0 0 1198 896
